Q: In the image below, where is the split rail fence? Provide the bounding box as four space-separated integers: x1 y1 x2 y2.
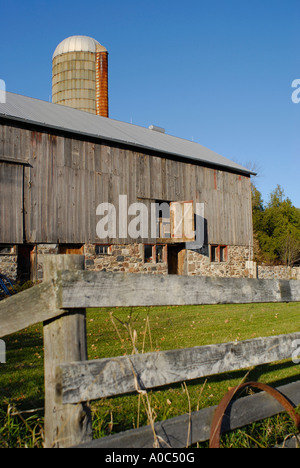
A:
0 255 300 448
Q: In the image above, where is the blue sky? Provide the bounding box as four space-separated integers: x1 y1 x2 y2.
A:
1 0 299 206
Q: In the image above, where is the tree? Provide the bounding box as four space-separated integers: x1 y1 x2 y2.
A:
280 229 300 267
252 185 300 266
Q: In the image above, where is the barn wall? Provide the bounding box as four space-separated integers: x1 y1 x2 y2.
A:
0 123 253 248
0 161 24 244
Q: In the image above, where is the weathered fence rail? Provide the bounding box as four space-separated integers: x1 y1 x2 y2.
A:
60 270 300 308
57 333 300 404
0 255 299 449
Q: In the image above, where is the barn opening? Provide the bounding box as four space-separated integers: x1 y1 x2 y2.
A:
168 244 185 275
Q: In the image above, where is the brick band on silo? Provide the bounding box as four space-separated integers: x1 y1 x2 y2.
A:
95 50 109 117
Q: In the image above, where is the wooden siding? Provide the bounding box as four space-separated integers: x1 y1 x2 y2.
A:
0 162 24 243
0 123 253 246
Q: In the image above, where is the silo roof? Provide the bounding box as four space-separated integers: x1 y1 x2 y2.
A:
53 35 107 59
0 92 255 176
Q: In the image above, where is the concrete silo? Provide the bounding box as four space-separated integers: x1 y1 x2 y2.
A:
52 35 109 117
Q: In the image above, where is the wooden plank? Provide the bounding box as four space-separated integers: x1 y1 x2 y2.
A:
60 271 300 309
149 156 163 200
170 201 195 242
0 162 24 243
0 123 254 246
0 156 29 165
73 380 300 448
0 254 92 337
43 255 92 448
0 280 59 338
57 332 300 404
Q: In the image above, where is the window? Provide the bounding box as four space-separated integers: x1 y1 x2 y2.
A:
58 244 84 254
95 245 111 255
156 201 171 239
155 200 194 242
0 245 15 255
170 201 194 242
144 244 166 264
144 245 154 263
210 245 228 263
210 245 218 262
156 245 164 263
219 246 227 263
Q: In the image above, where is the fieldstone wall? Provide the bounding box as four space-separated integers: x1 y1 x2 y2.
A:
83 244 256 278
1 243 299 283
257 265 300 280
187 245 256 278
84 244 168 275
0 253 18 281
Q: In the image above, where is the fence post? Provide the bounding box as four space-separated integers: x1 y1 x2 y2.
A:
43 255 92 448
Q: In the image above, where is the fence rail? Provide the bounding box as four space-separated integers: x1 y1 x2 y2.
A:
0 255 299 448
57 332 300 404
75 380 300 449
60 270 300 308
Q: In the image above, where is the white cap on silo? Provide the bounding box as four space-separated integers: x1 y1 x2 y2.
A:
52 35 107 59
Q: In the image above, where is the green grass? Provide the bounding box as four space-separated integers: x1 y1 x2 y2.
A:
0 302 300 447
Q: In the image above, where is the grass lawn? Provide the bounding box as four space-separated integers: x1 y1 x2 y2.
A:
0 301 300 447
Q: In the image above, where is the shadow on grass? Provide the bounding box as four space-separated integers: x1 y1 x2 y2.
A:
0 327 44 411
0 325 299 423
90 360 300 437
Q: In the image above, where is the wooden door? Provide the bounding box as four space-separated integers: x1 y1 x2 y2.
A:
168 244 186 275
0 162 24 244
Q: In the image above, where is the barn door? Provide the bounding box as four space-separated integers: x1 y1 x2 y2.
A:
170 201 194 243
167 244 186 275
0 161 24 244
17 245 37 282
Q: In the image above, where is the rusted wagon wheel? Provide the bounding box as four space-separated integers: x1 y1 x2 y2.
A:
209 381 300 448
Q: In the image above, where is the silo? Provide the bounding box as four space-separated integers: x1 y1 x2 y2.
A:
52 35 109 117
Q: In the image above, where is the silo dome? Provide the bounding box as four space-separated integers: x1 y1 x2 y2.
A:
53 35 107 59
52 35 109 116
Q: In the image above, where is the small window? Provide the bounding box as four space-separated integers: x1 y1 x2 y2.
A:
95 245 111 255
0 245 15 255
58 244 84 254
144 245 154 263
156 245 164 263
210 245 228 263
210 245 218 262
156 201 171 239
219 246 227 262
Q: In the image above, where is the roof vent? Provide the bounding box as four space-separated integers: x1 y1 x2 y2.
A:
149 125 165 134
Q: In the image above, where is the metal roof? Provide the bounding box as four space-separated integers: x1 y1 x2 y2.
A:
0 92 255 175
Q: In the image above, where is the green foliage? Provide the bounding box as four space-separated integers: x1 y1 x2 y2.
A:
0 406 44 448
1 303 300 447
252 184 300 265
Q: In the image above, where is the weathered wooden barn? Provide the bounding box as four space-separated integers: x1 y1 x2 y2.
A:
0 91 255 282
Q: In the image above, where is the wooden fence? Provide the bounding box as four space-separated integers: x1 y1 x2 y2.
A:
0 255 300 448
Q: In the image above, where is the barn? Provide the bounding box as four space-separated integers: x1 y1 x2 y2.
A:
0 36 256 283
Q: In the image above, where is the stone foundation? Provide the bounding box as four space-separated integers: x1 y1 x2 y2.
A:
1 243 299 283
257 265 300 280
84 243 168 275
0 251 18 281
37 243 253 279
187 245 256 278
